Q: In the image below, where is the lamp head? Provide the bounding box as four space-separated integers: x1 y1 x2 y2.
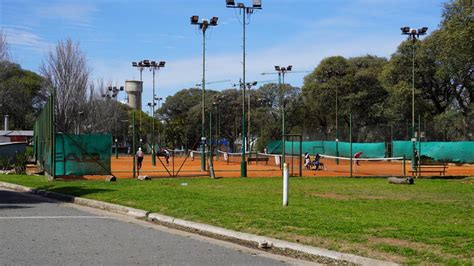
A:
210 16 218 26
190 15 199 24
287 65 293 71
158 61 166 67
274 65 280 71
252 0 262 8
225 0 235 6
401 26 410 34
132 62 137 67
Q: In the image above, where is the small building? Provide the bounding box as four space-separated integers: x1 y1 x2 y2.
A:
0 130 33 143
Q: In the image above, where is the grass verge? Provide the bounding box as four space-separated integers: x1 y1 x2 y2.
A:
0 174 472 264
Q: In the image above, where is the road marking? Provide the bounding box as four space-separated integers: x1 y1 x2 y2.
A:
0 216 110 219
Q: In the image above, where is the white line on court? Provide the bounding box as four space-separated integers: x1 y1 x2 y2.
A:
0 216 110 219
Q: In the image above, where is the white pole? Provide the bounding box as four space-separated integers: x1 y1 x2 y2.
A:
283 163 289 206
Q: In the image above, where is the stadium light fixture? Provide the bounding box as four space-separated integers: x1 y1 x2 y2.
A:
210 17 218 26
132 61 145 81
133 59 166 166
226 0 262 177
190 15 218 172
261 64 294 169
242 81 258 150
253 0 262 8
400 25 428 172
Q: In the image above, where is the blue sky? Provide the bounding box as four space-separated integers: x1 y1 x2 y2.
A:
1 0 444 106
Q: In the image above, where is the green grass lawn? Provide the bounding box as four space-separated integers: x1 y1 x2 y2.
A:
1 174 472 264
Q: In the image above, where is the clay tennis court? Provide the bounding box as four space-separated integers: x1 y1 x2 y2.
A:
108 154 474 179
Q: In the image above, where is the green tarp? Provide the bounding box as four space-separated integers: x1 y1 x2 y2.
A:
267 140 386 158
392 141 474 163
55 133 112 176
267 140 474 163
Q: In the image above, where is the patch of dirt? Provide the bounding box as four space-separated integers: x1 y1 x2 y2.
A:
368 237 465 261
308 192 353 200
148 219 358 265
308 192 389 201
280 233 406 264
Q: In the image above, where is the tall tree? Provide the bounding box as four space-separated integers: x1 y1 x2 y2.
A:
381 0 473 140
302 55 388 141
0 61 44 129
437 0 473 138
40 39 89 133
0 30 9 62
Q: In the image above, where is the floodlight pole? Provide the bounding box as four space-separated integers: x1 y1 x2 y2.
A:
336 79 339 165
133 60 165 166
244 81 257 152
156 96 163 146
226 2 261 177
279 72 285 168
401 26 427 171
241 9 247 177
202 26 207 171
191 16 218 172
262 65 293 170
151 67 156 166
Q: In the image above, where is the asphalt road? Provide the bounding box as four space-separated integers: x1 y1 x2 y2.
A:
0 188 310 265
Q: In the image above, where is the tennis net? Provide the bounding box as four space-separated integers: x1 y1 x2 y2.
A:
310 154 407 177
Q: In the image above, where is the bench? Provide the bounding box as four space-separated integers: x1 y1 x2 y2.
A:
409 164 448 176
247 157 269 164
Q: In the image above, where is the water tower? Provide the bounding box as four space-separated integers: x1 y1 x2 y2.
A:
125 80 143 111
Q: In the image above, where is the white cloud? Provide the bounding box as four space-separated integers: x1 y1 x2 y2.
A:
3 27 53 52
89 28 400 107
35 2 98 30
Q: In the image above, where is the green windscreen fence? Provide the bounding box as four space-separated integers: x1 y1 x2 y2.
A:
34 95 54 175
267 140 474 163
55 133 112 176
267 140 386 158
34 95 112 176
392 141 474 163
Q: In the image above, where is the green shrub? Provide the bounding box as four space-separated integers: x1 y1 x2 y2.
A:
0 156 11 170
14 152 29 174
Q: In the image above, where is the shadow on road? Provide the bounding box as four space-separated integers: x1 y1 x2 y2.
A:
0 190 49 204
36 185 115 198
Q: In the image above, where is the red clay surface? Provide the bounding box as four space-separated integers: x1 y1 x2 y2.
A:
93 154 474 179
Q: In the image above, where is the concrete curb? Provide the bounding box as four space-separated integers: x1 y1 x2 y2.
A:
1 181 396 265
148 213 395 266
0 182 148 218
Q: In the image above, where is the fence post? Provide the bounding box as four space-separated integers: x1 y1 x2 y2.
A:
403 154 406 178
350 113 353 178
132 113 136 179
283 163 289 206
50 94 56 180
